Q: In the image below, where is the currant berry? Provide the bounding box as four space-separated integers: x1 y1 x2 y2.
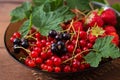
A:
46 50 53 58
53 57 62 66
28 60 36 68
79 40 86 47
54 67 61 72
34 47 42 53
64 65 71 72
56 41 65 50
13 44 20 53
13 32 21 38
10 36 15 42
30 51 39 58
47 66 53 72
72 60 80 68
21 39 29 48
62 32 71 40
46 59 53 66
35 57 43 64
35 32 41 38
79 64 85 70
36 40 42 47
13 38 21 45
67 44 74 53
51 45 58 54
87 43 93 49
79 31 87 39
55 34 62 41
40 52 47 59
41 39 46 46
48 30 57 38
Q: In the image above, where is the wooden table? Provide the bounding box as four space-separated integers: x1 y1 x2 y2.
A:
0 0 120 80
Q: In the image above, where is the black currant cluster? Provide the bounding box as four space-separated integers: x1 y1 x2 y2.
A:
13 38 29 53
48 30 71 56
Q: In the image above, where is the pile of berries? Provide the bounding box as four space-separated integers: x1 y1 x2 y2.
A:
10 8 119 73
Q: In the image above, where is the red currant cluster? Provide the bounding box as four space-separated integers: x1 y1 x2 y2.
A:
10 8 119 73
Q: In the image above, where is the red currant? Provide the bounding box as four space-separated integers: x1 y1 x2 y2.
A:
67 44 74 53
64 65 71 72
79 40 86 47
28 60 36 68
53 57 62 66
54 67 61 72
35 57 43 64
46 59 53 66
79 31 87 39
47 66 53 72
13 32 21 38
40 52 47 59
30 51 39 58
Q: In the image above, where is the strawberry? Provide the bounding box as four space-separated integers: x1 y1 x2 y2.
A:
73 21 83 31
101 9 117 26
88 33 97 44
104 25 116 34
85 11 104 27
107 32 119 46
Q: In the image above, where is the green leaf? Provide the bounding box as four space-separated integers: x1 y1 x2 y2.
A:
84 36 120 67
32 4 74 36
66 0 91 10
19 19 32 37
112 3 120 12
85 51 102 67
10 2 32 23
32 0 63 11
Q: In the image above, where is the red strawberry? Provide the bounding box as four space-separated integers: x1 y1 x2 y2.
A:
88 33 97 44
108 32 119 46
104 25 116 34
85 11 104 27
73 21 83 31
101 9 117 26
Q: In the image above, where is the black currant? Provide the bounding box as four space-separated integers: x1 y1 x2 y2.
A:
61 47 67 53
51 46 58 54
21 39 29 48
56 41 65 50
13 44 20 53
55 33 63 41
48 30 57 38
62 32 71 40
13 38 21 45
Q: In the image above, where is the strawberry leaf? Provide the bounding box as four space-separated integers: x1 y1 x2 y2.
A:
32 0 64 11
66 0 91 10
32 4 74 36
84 36 120 67
19 19 32 38
10 2 32 23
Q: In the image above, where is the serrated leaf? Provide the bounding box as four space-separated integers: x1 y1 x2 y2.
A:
32 0 63 11
85 51 102 67
32 5 74 36
19 19 32 37
85 36 120 67
66 0 91 10
10 2 32 23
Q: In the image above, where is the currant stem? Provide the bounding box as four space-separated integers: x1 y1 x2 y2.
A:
71 28 80 59
15 46 31 53
62 49 96 64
